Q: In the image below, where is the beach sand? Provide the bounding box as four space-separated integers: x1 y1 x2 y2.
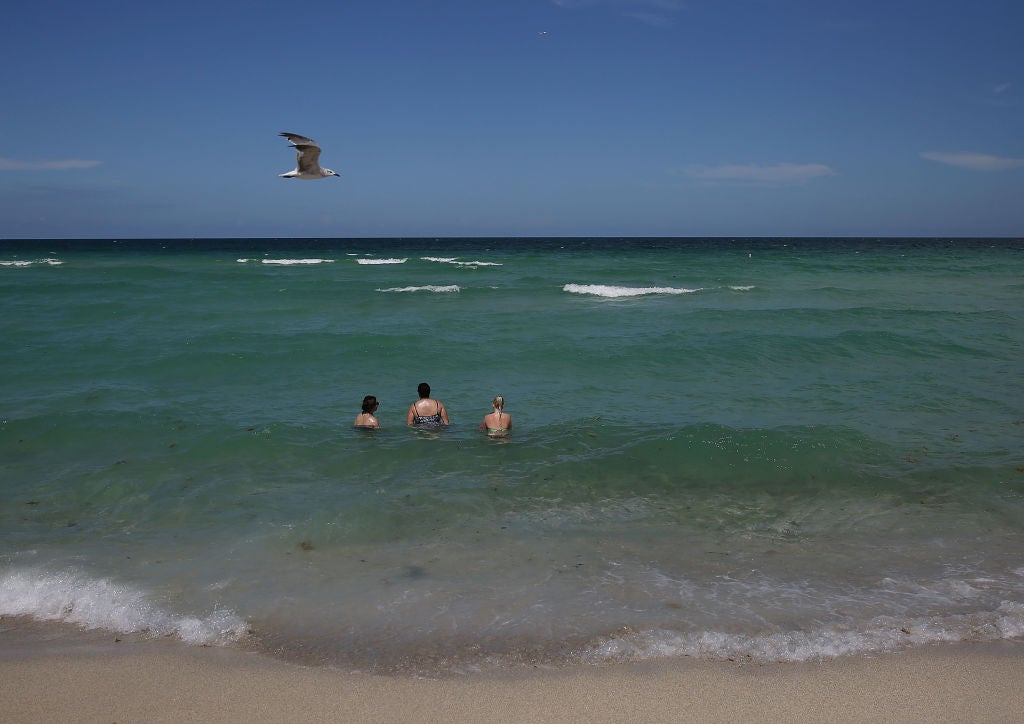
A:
2 631 1023 723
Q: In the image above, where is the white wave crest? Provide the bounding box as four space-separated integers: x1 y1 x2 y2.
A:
376 285 460 293
583 601 1024 664
422 257 502 267
729 285 755 291
0 569 247 646
1 258 63 267
563 284 701 298
261 258 334 265
356 258 407 265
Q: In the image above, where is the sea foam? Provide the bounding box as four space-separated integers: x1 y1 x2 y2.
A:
356 258 407 265
260 258 334 265
0 569 247 646
583 600 1024 664
422 257 502 267
563 284 701 297
376 285 460 293
0 258 63 267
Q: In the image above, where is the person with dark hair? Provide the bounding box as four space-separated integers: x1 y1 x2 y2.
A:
407 382 449 427
354 395 380 429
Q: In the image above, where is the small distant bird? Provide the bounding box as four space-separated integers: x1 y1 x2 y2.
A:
278 132 339 179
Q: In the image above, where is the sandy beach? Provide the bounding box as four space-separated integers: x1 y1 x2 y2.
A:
2 632 1023 723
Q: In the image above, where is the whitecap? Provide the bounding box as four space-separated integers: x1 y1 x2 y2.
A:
0 258 63 267
563 284 701 298
376 285 460 293
261 258 334 265
421 257 503 267
356 258 407 265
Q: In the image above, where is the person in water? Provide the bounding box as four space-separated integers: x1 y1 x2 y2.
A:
482 395 511 437
407 382 449 427
354 395 380 429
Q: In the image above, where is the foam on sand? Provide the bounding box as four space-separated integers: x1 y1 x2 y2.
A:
583 600 1024 664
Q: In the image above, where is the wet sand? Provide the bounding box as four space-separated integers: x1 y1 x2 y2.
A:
2 635 1023 723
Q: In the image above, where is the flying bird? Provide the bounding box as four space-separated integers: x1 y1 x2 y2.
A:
278 132 339 179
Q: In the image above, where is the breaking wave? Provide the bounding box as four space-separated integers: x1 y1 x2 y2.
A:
0 569 247 647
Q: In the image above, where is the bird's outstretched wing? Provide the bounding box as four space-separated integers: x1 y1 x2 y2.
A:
280 132 324 173
280 132 319 148
294 144 322 173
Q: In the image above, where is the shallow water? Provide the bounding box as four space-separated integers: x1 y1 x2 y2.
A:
2 237 1023 673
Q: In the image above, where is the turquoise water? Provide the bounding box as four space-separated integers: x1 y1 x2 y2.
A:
2 238 1023 673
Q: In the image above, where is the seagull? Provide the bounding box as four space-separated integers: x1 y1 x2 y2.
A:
278 132 339 179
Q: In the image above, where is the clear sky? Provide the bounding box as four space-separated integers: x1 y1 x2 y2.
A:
1 0 1021 238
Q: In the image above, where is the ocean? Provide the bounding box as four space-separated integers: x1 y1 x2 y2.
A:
2 237 1022 674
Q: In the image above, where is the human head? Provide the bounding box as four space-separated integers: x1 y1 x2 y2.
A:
361 395 378 413
417 382 431 399
492 395 504 411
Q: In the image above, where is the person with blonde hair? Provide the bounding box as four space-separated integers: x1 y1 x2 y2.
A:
482 395 512 437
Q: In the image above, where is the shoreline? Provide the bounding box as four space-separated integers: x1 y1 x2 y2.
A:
2 631 1023 723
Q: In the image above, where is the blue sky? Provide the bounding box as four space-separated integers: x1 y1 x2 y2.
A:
1 0 1021 238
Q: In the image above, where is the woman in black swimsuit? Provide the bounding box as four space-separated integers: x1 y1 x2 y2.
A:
406 382 450 427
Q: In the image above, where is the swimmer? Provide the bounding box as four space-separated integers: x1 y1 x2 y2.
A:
482 395 511 437
354 395 380 429
407 382 449 427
